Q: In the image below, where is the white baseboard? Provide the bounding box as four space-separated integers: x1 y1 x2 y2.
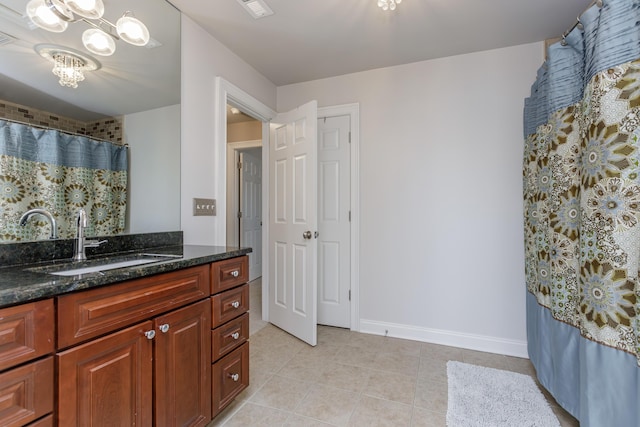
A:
358 319 529 358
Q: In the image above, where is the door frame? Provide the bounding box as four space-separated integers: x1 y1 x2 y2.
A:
226 140 262 248
214 77 360 331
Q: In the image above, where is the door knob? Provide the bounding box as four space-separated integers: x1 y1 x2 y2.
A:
303 230 312 239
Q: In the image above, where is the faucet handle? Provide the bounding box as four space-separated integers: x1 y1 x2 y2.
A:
84 239 108 248
77 208 88 227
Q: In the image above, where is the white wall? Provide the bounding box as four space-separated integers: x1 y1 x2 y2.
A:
125 104 180 234
179 9 544 356
277 43 544 357
180 14 276 245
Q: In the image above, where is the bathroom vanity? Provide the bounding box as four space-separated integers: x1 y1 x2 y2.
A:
0 237 250 426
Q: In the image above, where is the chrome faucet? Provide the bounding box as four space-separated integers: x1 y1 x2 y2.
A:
73 208 107 261
19 208 58 239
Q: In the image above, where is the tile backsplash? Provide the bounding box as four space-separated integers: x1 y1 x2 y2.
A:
0 99 123 144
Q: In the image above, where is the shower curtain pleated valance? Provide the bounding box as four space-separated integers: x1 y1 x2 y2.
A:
523 0 640 425
0 119 128 241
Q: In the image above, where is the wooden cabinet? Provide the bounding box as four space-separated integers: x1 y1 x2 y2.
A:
57 322 154 426
154 299 211 427
212 343 249 415
0 299 54 427
211 256 249 294
210 257 250 418
57 265 209 349
0 255 249 426
56 265 212 427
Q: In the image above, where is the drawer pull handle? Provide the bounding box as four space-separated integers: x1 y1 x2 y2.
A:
159 324 170 333
231 332 240 340
230 270 239 278
144 330 156 340
228 373 239 382
231 301 240 309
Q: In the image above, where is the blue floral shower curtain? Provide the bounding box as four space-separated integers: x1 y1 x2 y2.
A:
523 0 640 425
0 119 128 241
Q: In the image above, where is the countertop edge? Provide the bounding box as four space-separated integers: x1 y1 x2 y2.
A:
0 245 252 308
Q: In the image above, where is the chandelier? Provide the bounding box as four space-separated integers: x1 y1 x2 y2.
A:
26 0 150 57
377 0 402 11
35 44 100 88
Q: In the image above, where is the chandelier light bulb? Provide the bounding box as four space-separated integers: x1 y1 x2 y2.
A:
116 12 150 46
82 28 116 56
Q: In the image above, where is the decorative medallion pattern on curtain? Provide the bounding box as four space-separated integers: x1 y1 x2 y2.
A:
0 119 128 241
523 1 640 425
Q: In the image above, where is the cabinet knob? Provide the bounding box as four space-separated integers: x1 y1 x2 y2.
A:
159 323 170 333
231 301 240 309
230 270 239 278
231 332 240 340
228 373 239 382
144 330 156 340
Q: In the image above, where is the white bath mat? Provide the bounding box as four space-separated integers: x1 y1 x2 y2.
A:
446 361 560 427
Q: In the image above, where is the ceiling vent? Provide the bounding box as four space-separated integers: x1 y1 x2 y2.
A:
236 0 274 19
0 31 16 47
0 3 34 30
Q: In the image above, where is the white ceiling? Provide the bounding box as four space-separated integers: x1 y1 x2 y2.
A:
0 0 594 121
171 0 594 87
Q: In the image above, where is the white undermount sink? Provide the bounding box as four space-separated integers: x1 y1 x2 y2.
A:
49 258 161 276
29 253 182 277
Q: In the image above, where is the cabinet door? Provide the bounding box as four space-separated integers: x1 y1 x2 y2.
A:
154 299 212 427
57 322 153 427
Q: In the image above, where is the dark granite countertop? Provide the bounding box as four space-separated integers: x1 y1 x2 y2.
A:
0 245 252 308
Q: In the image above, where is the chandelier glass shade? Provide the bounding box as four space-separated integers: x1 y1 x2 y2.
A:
26 0 150 56
116 12 150 46
82 28 115 56
377 0 402 11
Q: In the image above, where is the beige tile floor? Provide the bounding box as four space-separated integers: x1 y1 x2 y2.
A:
208 278 579 426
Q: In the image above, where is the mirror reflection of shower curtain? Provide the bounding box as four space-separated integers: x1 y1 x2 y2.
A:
523 1 640 425
0 119 128 241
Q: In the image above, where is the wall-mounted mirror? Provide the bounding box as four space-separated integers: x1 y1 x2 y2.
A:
0 0 181 242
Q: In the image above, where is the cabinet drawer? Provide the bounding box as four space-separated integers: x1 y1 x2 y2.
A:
0 357 53 427
211 284 249 327
0 299 54 372
211 312 249 362
212 342 249 417
57 265 210 349
211 256 248 294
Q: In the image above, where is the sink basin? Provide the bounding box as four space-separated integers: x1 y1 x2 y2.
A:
50 258 161 276
28 253 182 277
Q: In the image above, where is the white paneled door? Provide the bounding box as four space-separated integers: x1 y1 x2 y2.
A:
240 149 262 281
268 100 318 346
317 115 351 328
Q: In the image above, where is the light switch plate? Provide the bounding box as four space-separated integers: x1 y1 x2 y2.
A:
193 198 216 216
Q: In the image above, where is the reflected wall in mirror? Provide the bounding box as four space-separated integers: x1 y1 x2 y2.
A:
0 0 181 242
